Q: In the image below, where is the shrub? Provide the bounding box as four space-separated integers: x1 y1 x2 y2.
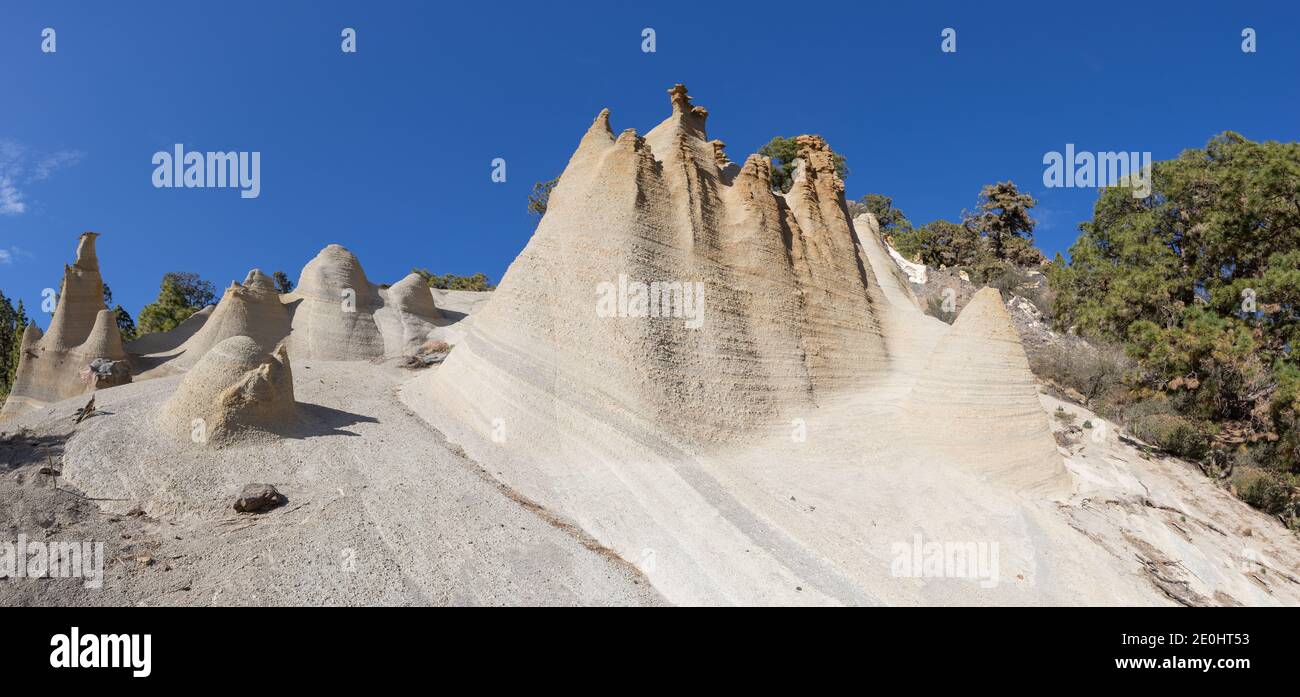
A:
1127 413 1211 461
1233 468 1293 515
1049 132 1300 484
893 220 981 268
1030 343 1133 413
759 136 848 193
416 339 451 356
982 263 1036 300
411 269 495 291
272 271 294 294
1269 364 1300 474
925 295 956 324
528 178 558 217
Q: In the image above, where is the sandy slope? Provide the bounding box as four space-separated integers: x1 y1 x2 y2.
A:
0 360 661 606
400 358 1300 606
1044 393 1300 606
4 341 1297 605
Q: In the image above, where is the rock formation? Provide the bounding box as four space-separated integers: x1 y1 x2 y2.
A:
905 287 1070 496
410 85 1071 603
126 305 213 355
165 269 291 368
281 244 388 360
158 335 296 447
132 245 446 369
375 272 443 356
0 233 131 420
425 85 892 450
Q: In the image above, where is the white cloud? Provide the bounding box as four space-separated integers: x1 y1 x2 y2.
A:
33 150 83 180
0 246 32 265
0 175 25 214
0 139 84 215
0 141 26 215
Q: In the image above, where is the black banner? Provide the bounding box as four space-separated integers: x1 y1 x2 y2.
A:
0 607 1287 684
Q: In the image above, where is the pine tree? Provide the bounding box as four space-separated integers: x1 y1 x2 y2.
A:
527 178 558 218
0 294 28 399
137 273 215 335
101 282 137 341
966 181 1037 261
1051 132 1300 472
0 291 15 398
758 136 848 193
272 271 294 294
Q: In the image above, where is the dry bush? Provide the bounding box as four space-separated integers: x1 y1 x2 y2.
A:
398 340 454 370
1031 343 1133 414
416 340 451 356
1127 413 1212 461
1232 467 1294 515
924 295 956 324
985 265 1028 296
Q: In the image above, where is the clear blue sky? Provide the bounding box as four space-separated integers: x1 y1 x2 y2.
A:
2 0 1297 324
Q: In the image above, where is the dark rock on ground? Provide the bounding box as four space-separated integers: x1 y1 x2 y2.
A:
233 483 287 513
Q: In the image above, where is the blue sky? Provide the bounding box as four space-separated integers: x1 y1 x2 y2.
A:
2 0 1297 324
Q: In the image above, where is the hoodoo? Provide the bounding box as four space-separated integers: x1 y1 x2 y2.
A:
904 287 1071 497
0 233 131 420
158 335 297 448
424 84 892 451
375 272 444 356
166 269 292 369
409 84 1075 604
130 244 446 369
282 244 388 360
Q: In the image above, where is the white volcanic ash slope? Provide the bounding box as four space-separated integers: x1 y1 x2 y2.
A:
406 85 1078 604
424 86 894 456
